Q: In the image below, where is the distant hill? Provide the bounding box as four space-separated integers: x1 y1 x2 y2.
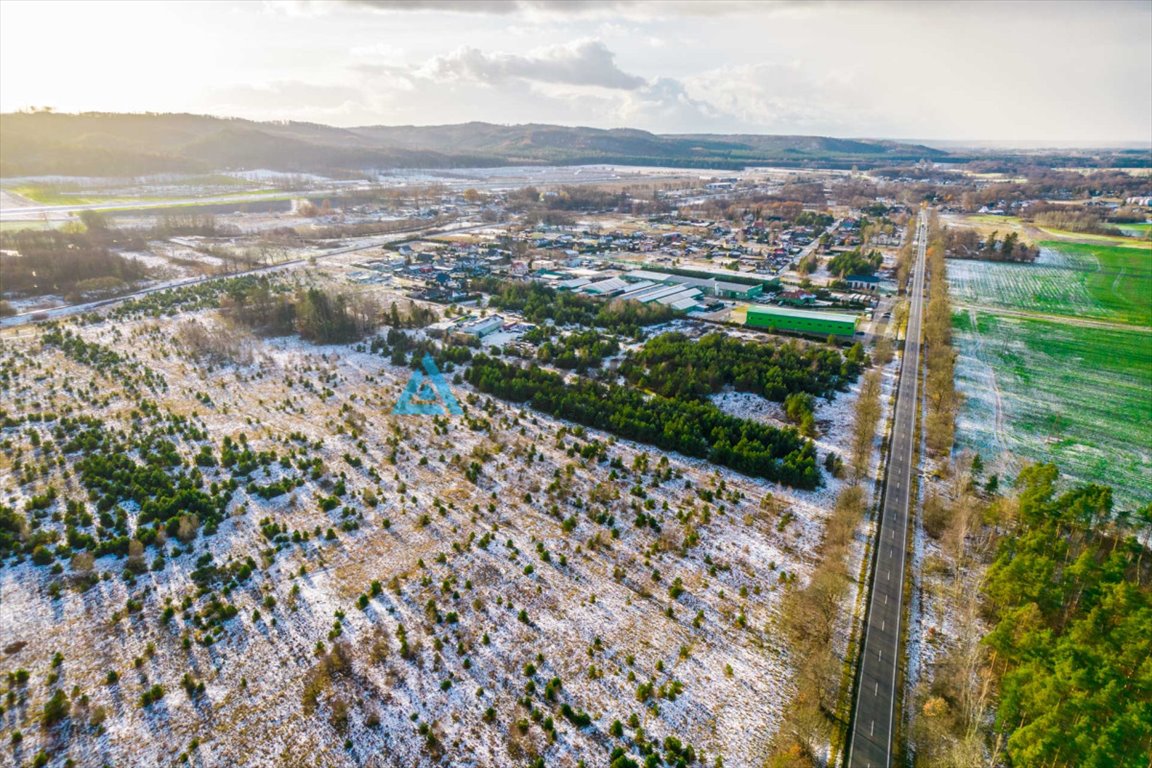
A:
0 112 947 177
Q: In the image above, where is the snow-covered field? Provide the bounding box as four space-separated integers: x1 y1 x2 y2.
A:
0 292 888 767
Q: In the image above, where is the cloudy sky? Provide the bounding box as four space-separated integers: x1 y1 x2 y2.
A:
1 0 1149 145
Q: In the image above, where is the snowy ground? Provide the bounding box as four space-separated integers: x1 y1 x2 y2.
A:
0 289 892 768
120 250 186 278
149 241 228 271
3 294 68 313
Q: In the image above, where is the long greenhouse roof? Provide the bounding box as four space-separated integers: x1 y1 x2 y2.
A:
747 305 860 324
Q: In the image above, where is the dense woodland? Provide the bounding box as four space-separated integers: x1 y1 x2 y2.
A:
0 226 150 299
464 355 821 489
220 281 389 344
826 247 884 277
539 186 635 213
984 465 1151 768
0 112 951 177
523 326 620 371
949 169 1152 210
1017 201 1125 236
0 212 251 305
619 331 864 402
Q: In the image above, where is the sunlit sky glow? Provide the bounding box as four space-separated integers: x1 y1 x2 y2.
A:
1 0 1149 145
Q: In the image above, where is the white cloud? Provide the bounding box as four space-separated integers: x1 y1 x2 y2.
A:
340 1 638 16
349 43 408 63
337 0 826 19
613 78 721 132
4 0 1147 142
420 39 645 90
261 0 335 17
682 62 873 134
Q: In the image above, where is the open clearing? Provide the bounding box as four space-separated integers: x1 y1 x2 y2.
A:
0 275 885 767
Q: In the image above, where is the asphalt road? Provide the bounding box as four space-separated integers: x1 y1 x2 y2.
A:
846 209 929 768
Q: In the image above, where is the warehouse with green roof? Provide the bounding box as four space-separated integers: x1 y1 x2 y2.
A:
745 306 860 337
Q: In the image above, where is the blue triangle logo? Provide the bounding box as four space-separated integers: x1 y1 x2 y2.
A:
393 354 463 416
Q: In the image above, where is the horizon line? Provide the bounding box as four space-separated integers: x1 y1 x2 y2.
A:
2 109 1150 151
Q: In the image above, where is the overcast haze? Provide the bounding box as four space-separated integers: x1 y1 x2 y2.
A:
2 0 1150 145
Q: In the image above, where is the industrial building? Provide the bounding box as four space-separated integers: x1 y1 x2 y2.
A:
458 315 505 338
745 306 860 337
623 269 764 300
560 273 706 311
582 277 630 295
556 276 591 291
844 274 881 292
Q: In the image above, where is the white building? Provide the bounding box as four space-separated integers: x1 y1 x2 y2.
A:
458 315 504 338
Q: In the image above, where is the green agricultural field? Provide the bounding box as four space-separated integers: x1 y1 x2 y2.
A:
1039 240 1152 326
953 312 1151 509
11 185 102 205
949 240 1152 327
949 238 1152 509
9 184 287 208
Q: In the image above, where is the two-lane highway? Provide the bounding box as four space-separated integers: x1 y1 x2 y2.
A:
846 209 929 768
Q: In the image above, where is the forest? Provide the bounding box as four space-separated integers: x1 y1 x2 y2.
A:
464 355 821 488
794 210 836 229
941 227 1039 263
1021 202 1125 236
524 326 620 371
0 227 150 299
983 465 1151 768
618 331 864 402
0 212 249 306
950 169 1151 212
371 326 473 370
540 185 633 212
471 277 677 339
220 282 384 344
826 247 883 277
